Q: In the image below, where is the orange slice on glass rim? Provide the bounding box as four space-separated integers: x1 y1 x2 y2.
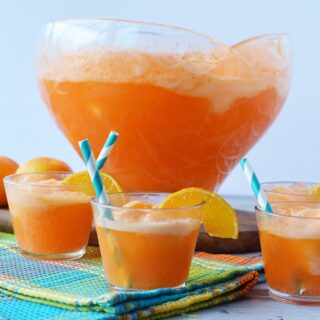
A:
158 187 238 239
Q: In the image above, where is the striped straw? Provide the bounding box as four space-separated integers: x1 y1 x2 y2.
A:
96 131 119 171
79 139 112 218
240 158 273 213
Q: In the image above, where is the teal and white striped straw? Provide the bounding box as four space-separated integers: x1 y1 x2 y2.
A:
79 139 112 218
240 158 273 213
96 131 119 171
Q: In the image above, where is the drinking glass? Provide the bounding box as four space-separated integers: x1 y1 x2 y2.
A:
4 172 93 260
91 192 203 290
256 200 320 304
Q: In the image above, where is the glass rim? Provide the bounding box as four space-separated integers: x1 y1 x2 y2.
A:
261 181 319 196
233 33 290 47
255 200 320 220
40 18 289 45
3 172 92 188
91 192 206 211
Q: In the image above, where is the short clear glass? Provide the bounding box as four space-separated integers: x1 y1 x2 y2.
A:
256 201 320 305
4 173 93 260
91 192 204 291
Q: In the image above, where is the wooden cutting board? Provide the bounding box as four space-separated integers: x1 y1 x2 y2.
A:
198 195 259 253
0 195 259 253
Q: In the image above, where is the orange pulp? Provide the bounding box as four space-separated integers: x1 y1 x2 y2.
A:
96 221 199 290
9 201 92 255
259 230 320 296
40 79 282 192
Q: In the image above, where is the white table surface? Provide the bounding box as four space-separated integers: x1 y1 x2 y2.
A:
171 283 319 320
171 252 320 320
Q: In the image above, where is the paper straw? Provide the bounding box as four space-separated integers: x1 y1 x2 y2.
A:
240 158 273 213
96 131 119 171
79 139 112 218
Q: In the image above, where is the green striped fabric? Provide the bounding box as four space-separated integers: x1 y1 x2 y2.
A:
0 235 264 319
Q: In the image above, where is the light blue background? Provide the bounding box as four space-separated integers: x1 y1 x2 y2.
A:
1 0 319 195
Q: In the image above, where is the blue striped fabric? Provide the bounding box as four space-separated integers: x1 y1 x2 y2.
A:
0 238 264 320
0 293 105 320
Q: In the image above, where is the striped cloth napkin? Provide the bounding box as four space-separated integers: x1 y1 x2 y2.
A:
0 233 264 319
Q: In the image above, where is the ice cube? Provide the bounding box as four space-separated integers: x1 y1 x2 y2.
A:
308 255 320 276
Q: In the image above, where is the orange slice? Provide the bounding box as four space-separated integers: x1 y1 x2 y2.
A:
309 185 320 195
61 171 122 194
123 201 154 209
159 187 238 239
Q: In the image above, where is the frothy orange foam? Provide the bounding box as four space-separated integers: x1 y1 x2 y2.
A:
37 46 290 113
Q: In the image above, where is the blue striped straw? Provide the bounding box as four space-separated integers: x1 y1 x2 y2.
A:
79 139 112 218
96 131 119 171
240 158 273 213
